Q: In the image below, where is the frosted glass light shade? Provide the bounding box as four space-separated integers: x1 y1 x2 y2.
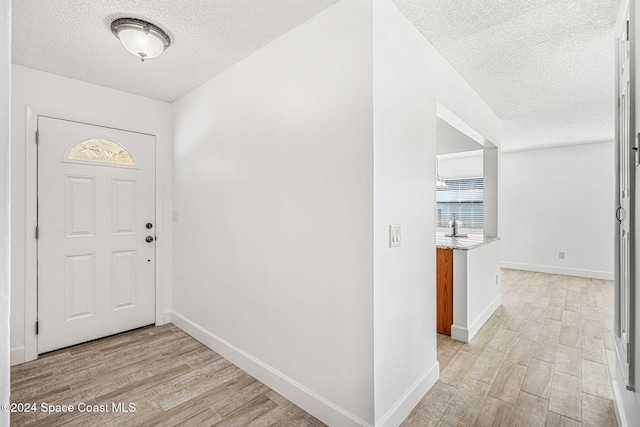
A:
111 18 171 62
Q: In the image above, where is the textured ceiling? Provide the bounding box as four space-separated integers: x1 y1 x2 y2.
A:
12 0 339 102
393 0 620 150
13 0 620 150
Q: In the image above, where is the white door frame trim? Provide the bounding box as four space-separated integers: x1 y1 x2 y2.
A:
23 105 167 362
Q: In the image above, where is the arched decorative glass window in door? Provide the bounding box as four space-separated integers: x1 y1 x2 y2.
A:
67 138 135 166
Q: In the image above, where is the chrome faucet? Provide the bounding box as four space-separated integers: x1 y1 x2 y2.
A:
449 214 460 236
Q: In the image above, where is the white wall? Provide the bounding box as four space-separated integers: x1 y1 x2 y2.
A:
484 147 500 237
436 125 483 155
1 1 11 424
372 4 435 423
11 65 173 364
372 0 500 425
172 1 374 425
451 242 501 342
173 1 502 424
500 141 614 279
438 152 483 179
457 241 501 341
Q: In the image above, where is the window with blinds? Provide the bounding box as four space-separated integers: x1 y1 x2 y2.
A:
436 177 484 231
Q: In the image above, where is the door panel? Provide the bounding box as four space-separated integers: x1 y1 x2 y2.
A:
65 176 97 237
37 116 156 354
64 252 96 321
111 250 137 311
112 179 137 235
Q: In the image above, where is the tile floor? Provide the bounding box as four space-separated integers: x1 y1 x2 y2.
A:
11 269 619 426
402 269 619 427
10 325 324 426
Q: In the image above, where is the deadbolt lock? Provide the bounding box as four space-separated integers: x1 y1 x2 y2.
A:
146 222 153 229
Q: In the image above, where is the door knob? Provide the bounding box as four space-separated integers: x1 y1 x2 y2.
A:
145 236 154 243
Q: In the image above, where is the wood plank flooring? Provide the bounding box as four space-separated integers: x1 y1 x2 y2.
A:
11 269 618 426
402 269 618 427
10 325 324 426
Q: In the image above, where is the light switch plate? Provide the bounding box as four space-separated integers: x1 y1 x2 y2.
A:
389 224 401 248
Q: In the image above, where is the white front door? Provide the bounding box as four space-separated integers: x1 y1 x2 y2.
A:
37 116 156 354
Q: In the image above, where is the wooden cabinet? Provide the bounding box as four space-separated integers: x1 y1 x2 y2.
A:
436 248 453 335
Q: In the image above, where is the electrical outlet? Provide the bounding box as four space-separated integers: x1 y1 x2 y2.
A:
389 224 401 248
559 251 565 260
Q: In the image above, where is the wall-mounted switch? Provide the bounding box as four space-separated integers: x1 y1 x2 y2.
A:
389 224 401 248
559 251 565 260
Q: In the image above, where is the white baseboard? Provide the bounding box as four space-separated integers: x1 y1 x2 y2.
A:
10 346 25 366
450 325 469 342
451 296 502 343
468 296 502 341
375 361 439 427
170 310 372 427
611 379 628 427
500 262 614 281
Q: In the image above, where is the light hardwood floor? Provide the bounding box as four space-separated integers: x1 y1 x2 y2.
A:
11 269 618 426
10 325 325 426
402 269 618 427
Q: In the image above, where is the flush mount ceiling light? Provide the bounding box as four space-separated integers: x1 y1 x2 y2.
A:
110 18 171 62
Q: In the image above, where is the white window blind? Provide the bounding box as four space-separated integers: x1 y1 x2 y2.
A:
436 177 484 230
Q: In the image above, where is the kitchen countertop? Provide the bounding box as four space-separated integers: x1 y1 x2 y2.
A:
436 233 500 250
